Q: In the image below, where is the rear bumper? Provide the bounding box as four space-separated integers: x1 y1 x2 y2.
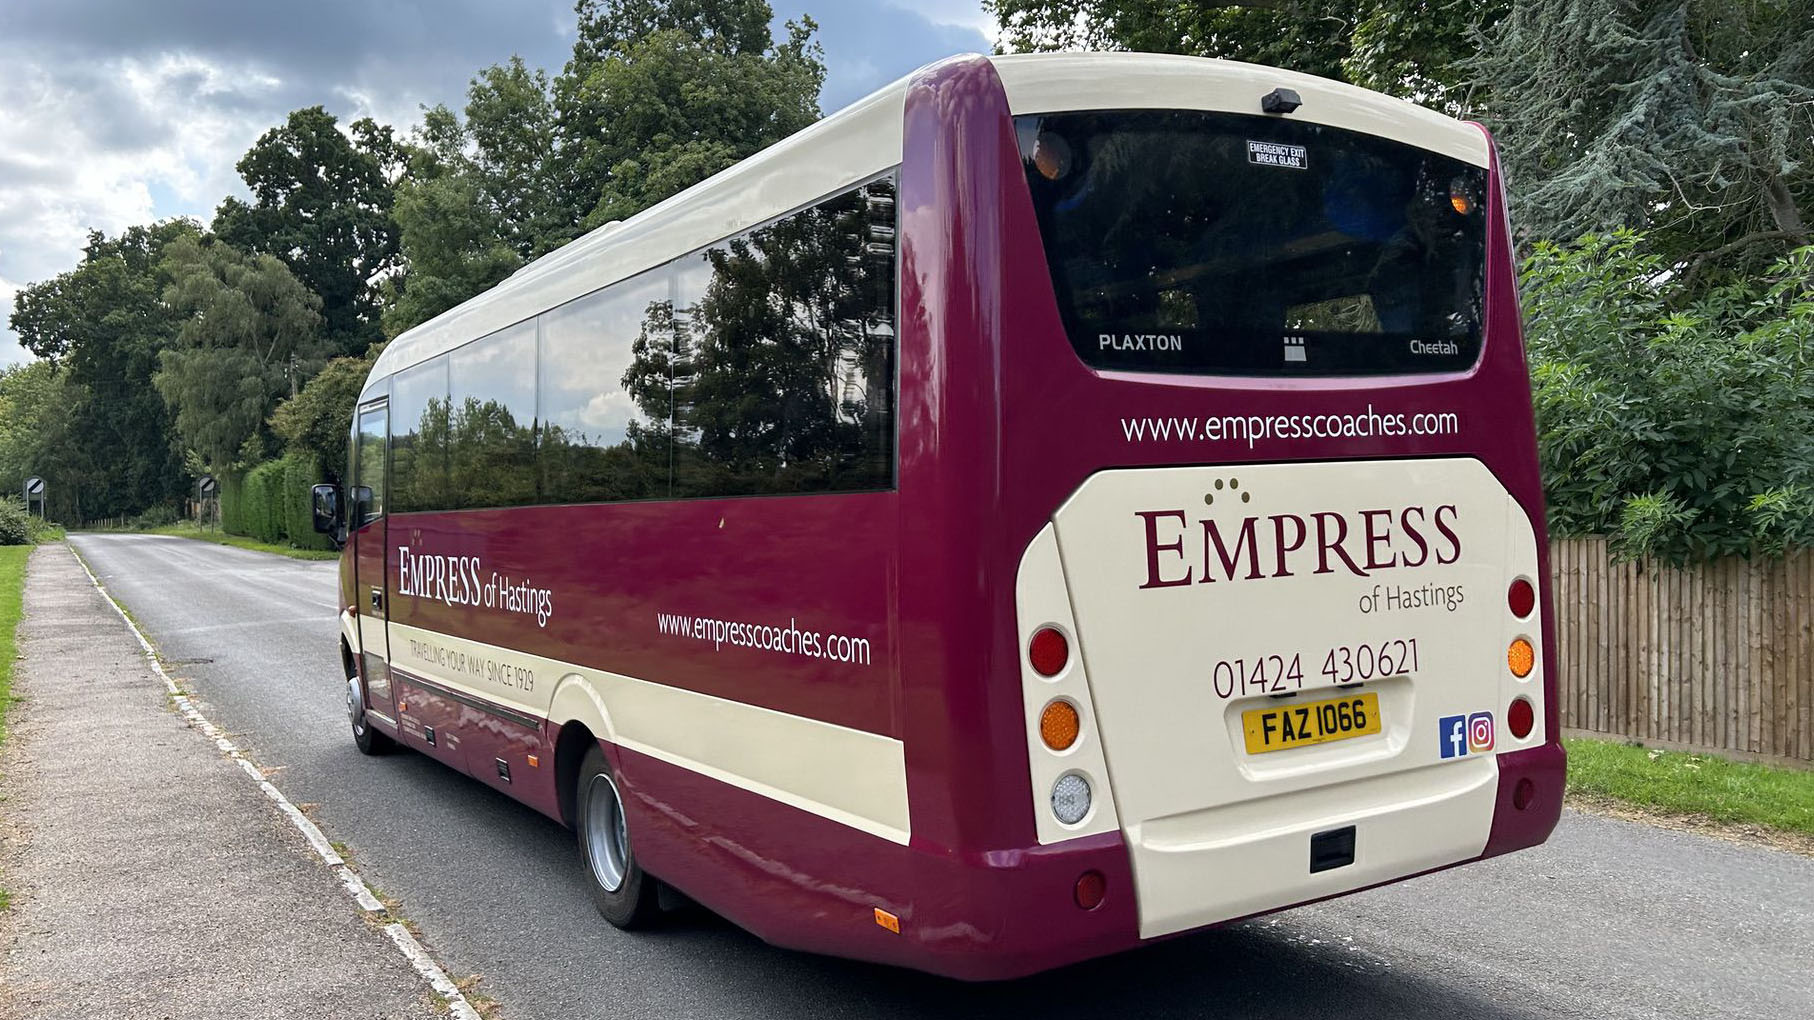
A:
618 737 1563 981
1126 738 1564 940
1129 753 1499 938
1482 740 1567 857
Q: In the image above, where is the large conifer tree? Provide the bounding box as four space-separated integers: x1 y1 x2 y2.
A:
1468 0 1812 278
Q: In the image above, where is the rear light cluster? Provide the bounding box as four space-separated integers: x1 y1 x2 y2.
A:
1017 527 1123 919
1506 578 1538 745
1029 625 1096 830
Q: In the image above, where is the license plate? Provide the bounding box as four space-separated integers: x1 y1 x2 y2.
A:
1242 693 1382 754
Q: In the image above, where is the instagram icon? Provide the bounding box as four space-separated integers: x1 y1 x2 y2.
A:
1467 712 1495 753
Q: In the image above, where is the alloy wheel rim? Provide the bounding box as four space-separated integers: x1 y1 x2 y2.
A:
584 773 630 892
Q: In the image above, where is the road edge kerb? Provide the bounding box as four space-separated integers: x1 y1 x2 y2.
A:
66 544 483 1020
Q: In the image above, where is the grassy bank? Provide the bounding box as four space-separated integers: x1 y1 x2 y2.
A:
143 522 339 561
0 545 32 746
1566 736 1814 838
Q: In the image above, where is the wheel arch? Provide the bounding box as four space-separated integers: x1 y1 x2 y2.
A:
550 673 617 828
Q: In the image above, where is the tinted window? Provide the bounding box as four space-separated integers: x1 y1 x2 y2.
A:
448 322 538 509
669 177 896 497
1016 111 1487 376
371 176 897 512
389 357 451 513
354 404 387 525
539 271 674 503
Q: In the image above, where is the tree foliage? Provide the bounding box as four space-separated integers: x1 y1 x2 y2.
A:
384 168 522 337
987 0 1507 101
269 347 382 482
8 222 196 520
155 235 326 472
381 60 565 337
0 361 81 523
1467 0 1814 277
556 0 826 227
1524 231 1814 562
214 106 401 354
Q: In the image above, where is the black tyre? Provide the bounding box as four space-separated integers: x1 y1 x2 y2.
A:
575 745 660 929
348 671 395 756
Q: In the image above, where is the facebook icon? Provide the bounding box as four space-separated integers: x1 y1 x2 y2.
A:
1439 715 1469 759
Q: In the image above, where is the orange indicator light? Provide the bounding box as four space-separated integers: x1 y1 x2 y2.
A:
874 907 900 934
1451 193 1473 214
526 754 540 768
1508 638 1535 678
1040 700 1081 751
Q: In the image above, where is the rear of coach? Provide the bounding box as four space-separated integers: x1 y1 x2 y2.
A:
982 55 1564 944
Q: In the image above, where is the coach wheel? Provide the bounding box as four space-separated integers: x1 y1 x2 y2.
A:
576 745 660 929
348 671 394 756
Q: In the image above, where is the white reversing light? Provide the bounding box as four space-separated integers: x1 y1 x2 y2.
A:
1051 773 1092 825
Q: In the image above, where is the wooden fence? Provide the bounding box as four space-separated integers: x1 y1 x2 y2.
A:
1549 537 1813 767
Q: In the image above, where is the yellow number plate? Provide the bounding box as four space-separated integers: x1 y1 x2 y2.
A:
1242 693 1382 754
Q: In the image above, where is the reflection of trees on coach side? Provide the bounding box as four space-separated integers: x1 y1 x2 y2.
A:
382 176 897 515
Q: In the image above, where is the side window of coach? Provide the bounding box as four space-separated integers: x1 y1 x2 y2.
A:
539 268 676 504
389 357 451 514
668 177 897 499
447 321 538 510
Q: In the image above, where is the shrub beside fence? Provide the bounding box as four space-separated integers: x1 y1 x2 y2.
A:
1550 537 1813 767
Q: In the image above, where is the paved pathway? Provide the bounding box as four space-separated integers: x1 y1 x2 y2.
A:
0 544 454 1019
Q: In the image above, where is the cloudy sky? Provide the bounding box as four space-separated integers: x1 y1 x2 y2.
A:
0 0 996 367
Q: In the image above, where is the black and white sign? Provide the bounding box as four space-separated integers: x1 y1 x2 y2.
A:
198 475 218 497
24 476 43 496
1247 140 1308 169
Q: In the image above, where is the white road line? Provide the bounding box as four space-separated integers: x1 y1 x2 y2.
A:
69 544 483 1020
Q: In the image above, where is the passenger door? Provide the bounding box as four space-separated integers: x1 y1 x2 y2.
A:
351 402 397 726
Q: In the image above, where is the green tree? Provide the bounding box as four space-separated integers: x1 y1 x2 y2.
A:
269 346 382 482
382 57 571 337
987 0 1507 101
214 106 401 354
0 361 82 523
384 170 522 337
1523 231 1814 562
555 0 826 227
1467 0 1813 278
467 56 576 258
156 235 327 472
9 222 197 520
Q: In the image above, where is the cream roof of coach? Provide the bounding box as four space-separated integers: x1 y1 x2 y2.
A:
365 52 1489 394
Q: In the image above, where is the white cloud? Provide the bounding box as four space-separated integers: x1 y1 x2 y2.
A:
884 0 999 43
0 51 285 364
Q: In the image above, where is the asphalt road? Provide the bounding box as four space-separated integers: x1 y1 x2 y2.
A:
70 532 1814 1020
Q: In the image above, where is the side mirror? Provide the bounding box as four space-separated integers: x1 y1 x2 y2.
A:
311 484 342 535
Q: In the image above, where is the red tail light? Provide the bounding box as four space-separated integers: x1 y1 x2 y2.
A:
1508 577 1535 618
1029 626 1069 677
1508 696 1534 739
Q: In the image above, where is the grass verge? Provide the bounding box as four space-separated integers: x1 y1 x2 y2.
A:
0 545 29 746
1566 736 1814 841
139 522 339 561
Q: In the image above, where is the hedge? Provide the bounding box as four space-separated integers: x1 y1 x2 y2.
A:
219 452 334 551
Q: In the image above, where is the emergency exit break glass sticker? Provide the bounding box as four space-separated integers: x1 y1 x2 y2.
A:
1247 140 1307 169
